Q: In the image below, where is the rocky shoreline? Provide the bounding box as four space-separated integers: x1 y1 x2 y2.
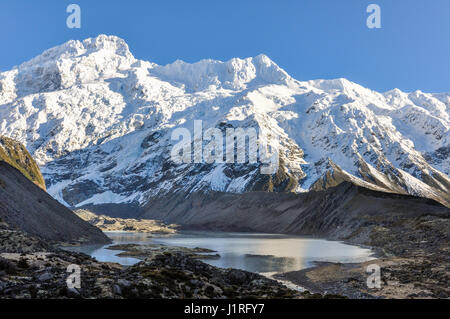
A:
1 227 325 299
276 214 450 299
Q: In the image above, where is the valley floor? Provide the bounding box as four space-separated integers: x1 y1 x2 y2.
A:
1 204 448 299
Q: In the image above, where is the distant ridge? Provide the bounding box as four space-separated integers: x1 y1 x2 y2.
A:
140 182 449 243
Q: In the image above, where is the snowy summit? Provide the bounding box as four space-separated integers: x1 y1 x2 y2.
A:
0 35 448 207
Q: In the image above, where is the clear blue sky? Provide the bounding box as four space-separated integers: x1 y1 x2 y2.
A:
0 0 449 92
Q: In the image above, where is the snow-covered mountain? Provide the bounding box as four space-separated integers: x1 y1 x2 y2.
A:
0 35 448 207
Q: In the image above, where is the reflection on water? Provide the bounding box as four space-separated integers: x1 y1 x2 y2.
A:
64 242 141 266
65 231 375 273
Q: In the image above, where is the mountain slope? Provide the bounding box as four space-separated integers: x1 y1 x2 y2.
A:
139 182 450 242
0 35 448 207
0 161 110 244
0 136 46 190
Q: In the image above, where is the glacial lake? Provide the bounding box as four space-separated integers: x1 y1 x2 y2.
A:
66 231 375 274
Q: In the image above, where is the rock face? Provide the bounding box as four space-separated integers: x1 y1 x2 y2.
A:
0 161 110 244
0 136 46 190
0 35 448 208
140 182 449 240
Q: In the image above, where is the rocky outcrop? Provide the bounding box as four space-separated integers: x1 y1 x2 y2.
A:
0 161 110 244
0 136 46 190
106 243 220 260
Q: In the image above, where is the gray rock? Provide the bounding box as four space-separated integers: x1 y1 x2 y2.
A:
113 284 122 295
117 279 131 288
228 270 247 284
37 272 53 281
190 279 200 286
67 287 80 297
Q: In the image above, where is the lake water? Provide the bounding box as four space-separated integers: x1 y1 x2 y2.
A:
66 231 375 275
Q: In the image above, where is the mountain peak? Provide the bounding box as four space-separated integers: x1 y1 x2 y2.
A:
19 35 134 71
252 53 276 66
81 34 131 56
3 35 136 97
151 53 290 92
308 78 364 92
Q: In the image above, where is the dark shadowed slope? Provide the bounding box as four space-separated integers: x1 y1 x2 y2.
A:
141 182 449 244
0 161 110 244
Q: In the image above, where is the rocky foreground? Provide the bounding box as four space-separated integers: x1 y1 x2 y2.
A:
0 226 331 299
